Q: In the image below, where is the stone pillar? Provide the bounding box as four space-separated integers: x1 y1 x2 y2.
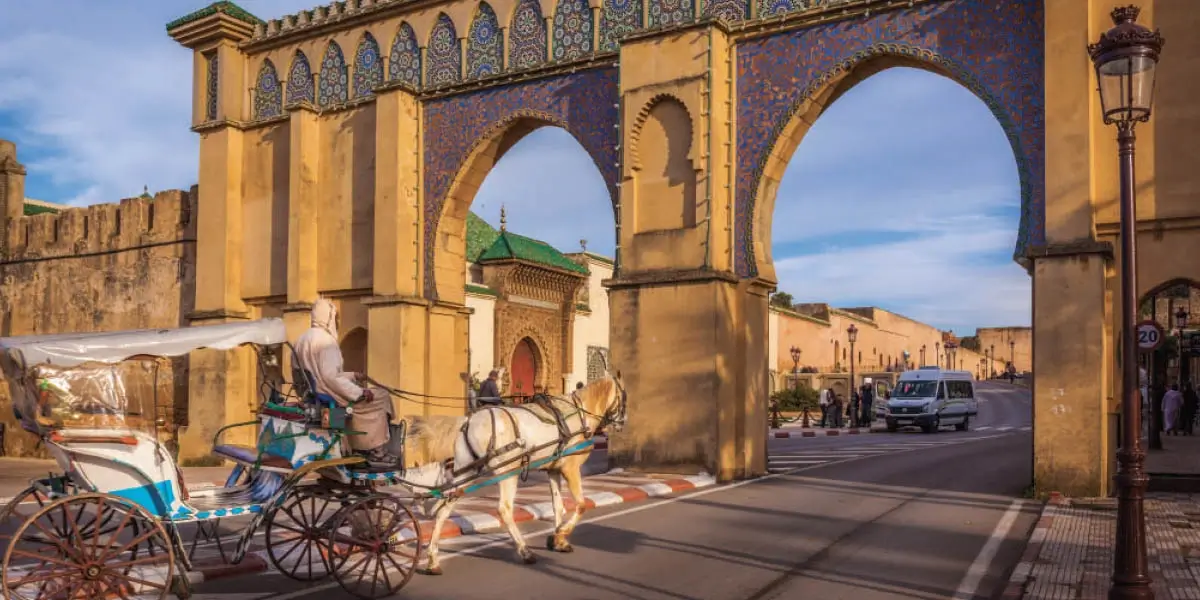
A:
169 19 256 461
605 24 763 482
282 104 323 355
365 86 447 420
0 139 26 257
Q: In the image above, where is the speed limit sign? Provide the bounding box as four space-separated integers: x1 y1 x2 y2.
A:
1137 320 1164 351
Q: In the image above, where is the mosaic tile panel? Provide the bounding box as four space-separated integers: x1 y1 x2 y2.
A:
205 52 219 121
253 59 282 120
509 0 548 70
703 0 749 21
286 51 315 105
427 13 462 87
600 0 642 52
422 68 620 299
317 42 348 106
467 3 504 79
553 0 593 61
648 0 693 28
388 22 422 87
735 0 1045 277
353 32 384 97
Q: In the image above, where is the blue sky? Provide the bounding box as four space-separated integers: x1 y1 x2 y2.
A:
0 0 1030 333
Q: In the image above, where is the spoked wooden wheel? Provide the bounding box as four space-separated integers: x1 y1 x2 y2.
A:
2 493 175 600
327 495 422 600
265 485 335 581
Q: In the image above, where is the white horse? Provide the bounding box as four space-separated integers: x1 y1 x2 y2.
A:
414 371 626 575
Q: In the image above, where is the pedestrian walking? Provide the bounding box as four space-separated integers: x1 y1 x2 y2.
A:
830 389 844 428
818 388 831 428
1164 383 1183 435
1183 382 1198 436
478 370 503 406
859 379 875 427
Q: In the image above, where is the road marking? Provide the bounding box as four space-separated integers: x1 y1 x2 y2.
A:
951 498 1026 600
1019 426 1032 431
996 427 1014 432
976 426 993 431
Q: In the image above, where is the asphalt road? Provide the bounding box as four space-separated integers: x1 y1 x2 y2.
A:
188 381 1036 600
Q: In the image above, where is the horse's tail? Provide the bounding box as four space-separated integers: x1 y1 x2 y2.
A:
407 414 468 462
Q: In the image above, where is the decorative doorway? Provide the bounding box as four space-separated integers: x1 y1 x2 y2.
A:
509 338 539 400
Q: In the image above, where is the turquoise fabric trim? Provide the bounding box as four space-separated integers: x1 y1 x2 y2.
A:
109 480 177 518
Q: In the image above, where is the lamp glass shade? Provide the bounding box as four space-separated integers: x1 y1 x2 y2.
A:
1096 53 1157 123
847 326 858 343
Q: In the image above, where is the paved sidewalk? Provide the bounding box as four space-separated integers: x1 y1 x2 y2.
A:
770 424 886 437
1004 492 1200 599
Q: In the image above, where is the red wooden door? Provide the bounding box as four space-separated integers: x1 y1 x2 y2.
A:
510 338 537 400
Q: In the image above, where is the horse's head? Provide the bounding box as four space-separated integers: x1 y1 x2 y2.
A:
577 369 626 434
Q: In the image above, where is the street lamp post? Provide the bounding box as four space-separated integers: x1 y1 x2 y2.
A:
935 342 940 368
1175 308 1188 390
1089 6 1164 599
903 350 911 371
920 344 926 366
847 324 858 426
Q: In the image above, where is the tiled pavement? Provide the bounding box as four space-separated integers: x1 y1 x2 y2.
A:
1005 493 1200 599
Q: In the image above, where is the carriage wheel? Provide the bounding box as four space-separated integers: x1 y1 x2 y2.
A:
327 495 421 600
1 493 175 600
265 485 334 581
1 483 131 559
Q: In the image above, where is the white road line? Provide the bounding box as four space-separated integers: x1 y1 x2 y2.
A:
766 460 828 465
952 498 1026 599
996 427 1014 432
975 426 994 431
1019 426 1032 431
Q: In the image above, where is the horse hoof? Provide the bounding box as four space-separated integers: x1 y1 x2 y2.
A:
557 543 574 554
419 566 443 576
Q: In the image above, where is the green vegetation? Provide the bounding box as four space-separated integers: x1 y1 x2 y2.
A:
770 384 820 412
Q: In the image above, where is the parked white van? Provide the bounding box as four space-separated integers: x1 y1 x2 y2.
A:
884 367 978 433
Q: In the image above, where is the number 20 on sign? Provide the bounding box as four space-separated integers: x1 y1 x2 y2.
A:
1137 320 1164 351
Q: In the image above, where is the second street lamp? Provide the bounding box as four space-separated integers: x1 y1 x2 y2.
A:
847 324 858 427
1088 6 1164 599
1175 308 1188 390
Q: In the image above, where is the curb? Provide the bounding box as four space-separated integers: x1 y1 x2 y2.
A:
772 428 878 437
180 472 712 582
398 473 715 543
1000 492 1067 598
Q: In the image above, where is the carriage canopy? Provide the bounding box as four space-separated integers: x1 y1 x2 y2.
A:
0 319 287 435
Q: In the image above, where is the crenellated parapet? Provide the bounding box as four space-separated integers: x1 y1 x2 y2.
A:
4 188 197 261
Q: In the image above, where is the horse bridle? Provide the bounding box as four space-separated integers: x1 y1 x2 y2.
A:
568 372 627 435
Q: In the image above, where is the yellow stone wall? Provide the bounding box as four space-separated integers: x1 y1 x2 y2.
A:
160 0 1200 493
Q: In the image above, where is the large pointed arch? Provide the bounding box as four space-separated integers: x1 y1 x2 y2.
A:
253 59 283 119
553 0 593 61
353 32 384 97
285 50 314 105
466 3 504 79
317 41 348 106
426 13 462 87
509 0 548 70
388 22 422 87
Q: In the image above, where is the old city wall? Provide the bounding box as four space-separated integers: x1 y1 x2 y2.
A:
0 189 197 457
975 327 1032 374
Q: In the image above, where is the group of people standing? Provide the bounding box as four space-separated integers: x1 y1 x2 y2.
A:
817 380 879 428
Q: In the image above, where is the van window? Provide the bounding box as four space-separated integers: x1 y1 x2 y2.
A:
947 381 973 399
894 381 937 398
937 382 946 399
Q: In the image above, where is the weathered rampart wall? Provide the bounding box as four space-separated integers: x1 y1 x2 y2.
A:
0 189 197 457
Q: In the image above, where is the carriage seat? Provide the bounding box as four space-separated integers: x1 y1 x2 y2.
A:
212 444 293 470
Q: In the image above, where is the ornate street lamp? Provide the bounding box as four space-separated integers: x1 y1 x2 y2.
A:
935 342 940 368
1010 338 1016 363
789 345 802 388
920 344 926 366
1089 6 1164 599
847 325 858 421
902 350 911 371
1175 308 1189 389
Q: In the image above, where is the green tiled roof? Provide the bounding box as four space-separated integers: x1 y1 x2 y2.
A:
479 230 589 275
23 203 59 216
466 212 500 263
465 284 499 297
167 1 263 31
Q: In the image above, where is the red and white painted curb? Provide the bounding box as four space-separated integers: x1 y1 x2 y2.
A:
171 471 712 583
771 427 877 438
1000 492 1066 598
396 472 714 543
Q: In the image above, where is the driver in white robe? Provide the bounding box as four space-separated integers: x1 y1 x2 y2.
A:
294 298 397 466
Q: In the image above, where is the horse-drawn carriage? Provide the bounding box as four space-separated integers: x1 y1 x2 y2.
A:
0 318 625 600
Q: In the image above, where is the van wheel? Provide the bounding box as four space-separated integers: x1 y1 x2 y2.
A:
956 416 970 432
923 416 940 434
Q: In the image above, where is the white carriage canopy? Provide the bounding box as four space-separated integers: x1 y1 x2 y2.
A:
0 319 287 435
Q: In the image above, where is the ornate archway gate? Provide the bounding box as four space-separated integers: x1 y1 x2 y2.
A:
170 0 1115 495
